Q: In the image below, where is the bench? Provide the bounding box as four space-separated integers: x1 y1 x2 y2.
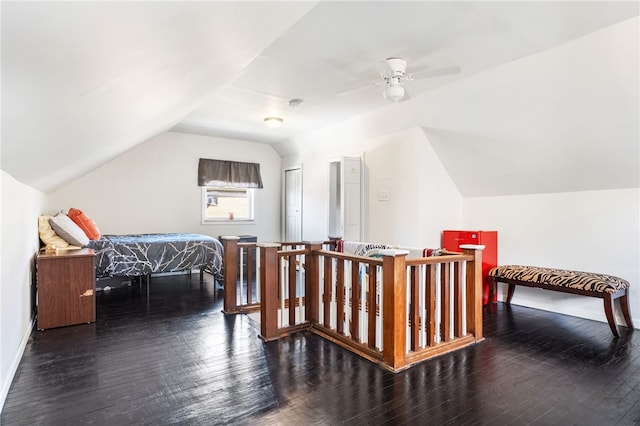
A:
489 265 634 337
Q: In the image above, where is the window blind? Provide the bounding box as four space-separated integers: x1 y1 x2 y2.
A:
197 158 264 188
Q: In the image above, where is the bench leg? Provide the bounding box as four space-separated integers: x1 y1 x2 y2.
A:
603 293 620 338
506 284 516 304
488 280 494 305
619 290 634 329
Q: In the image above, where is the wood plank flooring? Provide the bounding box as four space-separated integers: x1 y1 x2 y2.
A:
2 273 639 425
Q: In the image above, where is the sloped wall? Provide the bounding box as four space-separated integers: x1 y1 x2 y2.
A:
365 128 462 246
47 132 282 241
413 16 639 197
1 171 45 408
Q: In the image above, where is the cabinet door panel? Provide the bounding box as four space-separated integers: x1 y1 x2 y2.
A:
37 252 95 330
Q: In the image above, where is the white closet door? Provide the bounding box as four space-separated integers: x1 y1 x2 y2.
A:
342 157 361 241
328 157 362 241
284 167 302 242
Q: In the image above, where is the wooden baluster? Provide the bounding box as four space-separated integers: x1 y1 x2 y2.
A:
453 261 464 337
350 261 360 342
336 259 345 335
246 244 253 304
382 249 408 371
288 253 296 326
259 243 281 341
425 264 436 347
462 245 484 341
367 264 377 350
305 242 322 325
323 254 332 328
410 265 420 351
440 262 451 342
221 236 239 314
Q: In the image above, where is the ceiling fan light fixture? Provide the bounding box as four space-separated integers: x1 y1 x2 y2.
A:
383 85 405 102
264 116 283 128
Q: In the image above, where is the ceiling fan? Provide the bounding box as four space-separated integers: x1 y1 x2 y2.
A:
339 57 461 103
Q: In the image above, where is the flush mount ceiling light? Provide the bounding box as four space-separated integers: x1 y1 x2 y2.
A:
264 117 283 128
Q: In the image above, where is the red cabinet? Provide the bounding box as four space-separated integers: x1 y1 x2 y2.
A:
442 230 498 305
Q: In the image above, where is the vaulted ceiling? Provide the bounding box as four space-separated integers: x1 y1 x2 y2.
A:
2 1 638 195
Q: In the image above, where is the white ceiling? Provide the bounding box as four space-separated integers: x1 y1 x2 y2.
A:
2 1 638 194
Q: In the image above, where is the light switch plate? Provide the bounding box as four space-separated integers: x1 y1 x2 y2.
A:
378 191 390 201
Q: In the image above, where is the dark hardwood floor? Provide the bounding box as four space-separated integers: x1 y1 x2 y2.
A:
2 273 639 425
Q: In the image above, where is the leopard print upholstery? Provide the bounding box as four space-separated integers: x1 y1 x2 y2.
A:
490 265 629 294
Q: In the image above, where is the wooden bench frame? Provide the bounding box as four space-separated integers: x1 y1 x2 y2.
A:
491 277 634 337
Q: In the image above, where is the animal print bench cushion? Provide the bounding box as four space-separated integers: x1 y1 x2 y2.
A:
489 265 630 294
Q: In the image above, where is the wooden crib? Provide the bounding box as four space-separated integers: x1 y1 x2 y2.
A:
221 237 486 372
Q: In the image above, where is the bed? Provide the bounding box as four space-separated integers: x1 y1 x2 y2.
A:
87 233 223 282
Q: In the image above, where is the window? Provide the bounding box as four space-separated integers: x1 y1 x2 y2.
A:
202 187 255 222
197 158 261 223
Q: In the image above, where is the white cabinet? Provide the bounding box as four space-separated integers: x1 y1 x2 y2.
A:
328 156 362 241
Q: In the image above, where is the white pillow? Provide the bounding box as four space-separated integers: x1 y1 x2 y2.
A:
38 216 70 248
49 213 90 247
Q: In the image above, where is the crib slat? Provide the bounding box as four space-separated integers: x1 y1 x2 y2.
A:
367 265 377 350
336 260 345 335
350 262 360 342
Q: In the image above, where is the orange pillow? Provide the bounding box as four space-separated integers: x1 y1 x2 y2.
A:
68 207 101 240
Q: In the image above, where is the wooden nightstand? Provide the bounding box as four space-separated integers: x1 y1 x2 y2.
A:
36 248 96 330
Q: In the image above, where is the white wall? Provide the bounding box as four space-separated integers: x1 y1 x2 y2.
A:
464 188 639 327
1 170 46 409
47 132 282 241
284 126 463 246
365 127 462 246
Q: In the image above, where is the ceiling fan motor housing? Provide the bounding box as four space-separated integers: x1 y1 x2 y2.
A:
386 57 407 76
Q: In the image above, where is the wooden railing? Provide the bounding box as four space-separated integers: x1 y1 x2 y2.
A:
221 236 259 314
220 237 484 372
220 237 336 314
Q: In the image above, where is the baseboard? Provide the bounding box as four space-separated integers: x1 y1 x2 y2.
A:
0 318 34 413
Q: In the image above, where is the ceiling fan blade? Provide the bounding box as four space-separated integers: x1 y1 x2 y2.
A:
406 65 461 80
337 81 382 97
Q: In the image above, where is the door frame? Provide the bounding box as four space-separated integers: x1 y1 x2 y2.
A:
282 164 303 242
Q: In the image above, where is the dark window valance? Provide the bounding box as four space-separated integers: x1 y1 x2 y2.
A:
198 158 263 188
